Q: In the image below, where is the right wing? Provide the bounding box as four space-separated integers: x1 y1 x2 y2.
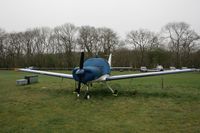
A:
19 68 73 79
106 69 195 81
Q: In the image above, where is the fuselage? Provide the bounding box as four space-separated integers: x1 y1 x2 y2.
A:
72 57 111 84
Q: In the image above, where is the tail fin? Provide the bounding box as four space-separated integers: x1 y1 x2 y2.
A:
108 54 112 67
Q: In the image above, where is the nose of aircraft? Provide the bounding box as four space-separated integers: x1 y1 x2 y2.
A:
73 67 102 84
75 69 85 75
73 68 84 82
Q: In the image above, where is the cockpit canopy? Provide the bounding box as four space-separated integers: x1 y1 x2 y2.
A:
84 58 111 75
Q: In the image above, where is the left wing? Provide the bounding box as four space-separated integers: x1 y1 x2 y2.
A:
106 69 195 81
19 68 73 79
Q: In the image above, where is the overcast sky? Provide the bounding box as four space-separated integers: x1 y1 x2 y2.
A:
0 0 200 37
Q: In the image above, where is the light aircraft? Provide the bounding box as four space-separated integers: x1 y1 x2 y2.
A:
140 65 164 72
19 52 195 99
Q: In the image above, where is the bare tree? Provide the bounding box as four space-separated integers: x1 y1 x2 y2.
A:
48 33 57 54
8 32 25 67
77 26 98 56
97 27 119 55
0 28 6 67
29 27 51 67
53 23 77 67
21 29 37 66
54 24 77 52
0 22 200 68
162 22 200 67
33 28 51 54
126 29 158 66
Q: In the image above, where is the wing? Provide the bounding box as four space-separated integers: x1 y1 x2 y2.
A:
19 68 73 79
106 69 195 81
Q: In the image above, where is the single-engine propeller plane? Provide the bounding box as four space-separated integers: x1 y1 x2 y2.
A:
19 52 195 99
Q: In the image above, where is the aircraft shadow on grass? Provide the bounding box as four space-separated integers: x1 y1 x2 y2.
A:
20 84 199 101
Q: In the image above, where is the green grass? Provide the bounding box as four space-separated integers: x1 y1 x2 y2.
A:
0 70 200 133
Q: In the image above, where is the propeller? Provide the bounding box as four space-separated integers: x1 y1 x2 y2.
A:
80 52 84 69
76 52 84 96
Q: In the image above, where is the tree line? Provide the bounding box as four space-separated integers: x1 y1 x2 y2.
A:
0 22 200 69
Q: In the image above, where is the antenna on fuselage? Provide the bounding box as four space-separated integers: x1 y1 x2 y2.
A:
108 53 112 67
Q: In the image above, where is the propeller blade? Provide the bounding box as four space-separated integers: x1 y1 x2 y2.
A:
80 52 84 69
77 52 84 95
77 81 81 94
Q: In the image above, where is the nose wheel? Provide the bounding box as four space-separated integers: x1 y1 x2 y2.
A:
84 85 90 100
74 85 91 99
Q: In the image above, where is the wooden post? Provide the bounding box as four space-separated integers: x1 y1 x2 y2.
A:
161 77 164 89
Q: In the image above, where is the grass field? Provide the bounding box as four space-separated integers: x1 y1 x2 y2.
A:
0 70 200 133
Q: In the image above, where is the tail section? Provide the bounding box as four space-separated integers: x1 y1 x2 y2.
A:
108 54 112 67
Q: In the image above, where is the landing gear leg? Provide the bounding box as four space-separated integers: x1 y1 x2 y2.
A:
74 82 84 98
74 88 80 97
84 85 90 100
105 82 118 96
74 81 78 94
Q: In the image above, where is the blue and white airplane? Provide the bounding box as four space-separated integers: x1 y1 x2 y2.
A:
19 52 195 99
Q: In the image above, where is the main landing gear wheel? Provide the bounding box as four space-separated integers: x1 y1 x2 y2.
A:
113 90 118 96
73 89 80 98
76 93 80 98
84 93 90 100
